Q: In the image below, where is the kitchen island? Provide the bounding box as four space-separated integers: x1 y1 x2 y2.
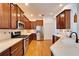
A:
50 36 79 56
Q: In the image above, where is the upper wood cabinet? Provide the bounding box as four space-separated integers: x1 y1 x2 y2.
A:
23 15 31 29
31 21 36 29
0 3 30 29
17 5 24 21
25 20 31 29
10 4 24 29
36 20 43 26
20 10 24 22
17 6 21 21
0 3 10 29
10 3 17 29
56 9 71 29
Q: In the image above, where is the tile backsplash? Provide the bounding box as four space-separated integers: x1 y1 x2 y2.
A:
0 30 11 41
0 29 22 41
56 29 71 37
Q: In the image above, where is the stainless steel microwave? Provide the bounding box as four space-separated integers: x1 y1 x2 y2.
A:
16 20 24 29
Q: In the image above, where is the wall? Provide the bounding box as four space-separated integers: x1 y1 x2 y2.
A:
43 16 55 40
77 4 79 34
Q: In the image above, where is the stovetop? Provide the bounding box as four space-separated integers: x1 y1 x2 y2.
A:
11 32 29 39
12 35 29 39
15 35 29 38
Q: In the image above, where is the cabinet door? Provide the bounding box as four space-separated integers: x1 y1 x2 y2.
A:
20 10 24 22
65 10 70 29
10 4 17 29
36 20 43 26
0 48 10 56
25 20 31 29
56 16 60 29
17 6 21 21
31 21 36 29
11 40 24 56
0 3 10 29
59 13 65 29
56 9 70 29
52 35 60 44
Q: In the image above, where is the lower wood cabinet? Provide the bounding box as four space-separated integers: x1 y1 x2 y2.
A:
0 40 24 56
29 33 36 44
52 35 60 44
11 40 24 56
0 48 11 56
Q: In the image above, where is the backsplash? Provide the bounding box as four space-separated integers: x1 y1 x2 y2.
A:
0 29 22 41
0 30 11 41
55 29 71 36
0 29 36 41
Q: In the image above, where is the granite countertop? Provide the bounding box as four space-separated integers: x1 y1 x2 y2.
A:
0 38 23 53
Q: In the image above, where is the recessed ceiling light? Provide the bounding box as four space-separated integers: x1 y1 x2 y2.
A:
59 4 63 7
39 14 42 16
31 14 33 17
25 3 29 6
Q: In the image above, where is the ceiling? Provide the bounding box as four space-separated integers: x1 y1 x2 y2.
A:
17 3 67 21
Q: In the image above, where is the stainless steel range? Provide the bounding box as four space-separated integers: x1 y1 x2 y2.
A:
11 31 29 55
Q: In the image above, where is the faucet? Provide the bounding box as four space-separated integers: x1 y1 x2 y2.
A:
69 32 79 43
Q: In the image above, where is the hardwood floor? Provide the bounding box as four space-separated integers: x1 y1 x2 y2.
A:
25 40 52 56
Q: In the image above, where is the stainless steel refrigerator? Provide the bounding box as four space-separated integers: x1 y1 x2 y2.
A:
36 26 44 40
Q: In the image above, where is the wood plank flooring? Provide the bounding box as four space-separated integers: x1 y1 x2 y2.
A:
25 40 52 56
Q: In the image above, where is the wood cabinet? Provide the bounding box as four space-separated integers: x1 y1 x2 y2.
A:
17 6 21 21
0 3 31 29
29 33 36 44
20 10 24 22
17 5 24 21
11 40 24 56
31 21 36 29
10 3 17 29
52 35 60 44
0 40 24 56
56 9 71 29
36 20 43 26
0 3 10 29
25 20 31 29
0 48 11 56
23 15 31 29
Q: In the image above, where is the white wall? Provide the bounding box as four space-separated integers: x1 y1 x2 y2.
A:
77 4 79 34
43 16 55 40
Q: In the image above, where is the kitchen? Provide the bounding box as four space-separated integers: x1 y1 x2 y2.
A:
0 3 79 56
